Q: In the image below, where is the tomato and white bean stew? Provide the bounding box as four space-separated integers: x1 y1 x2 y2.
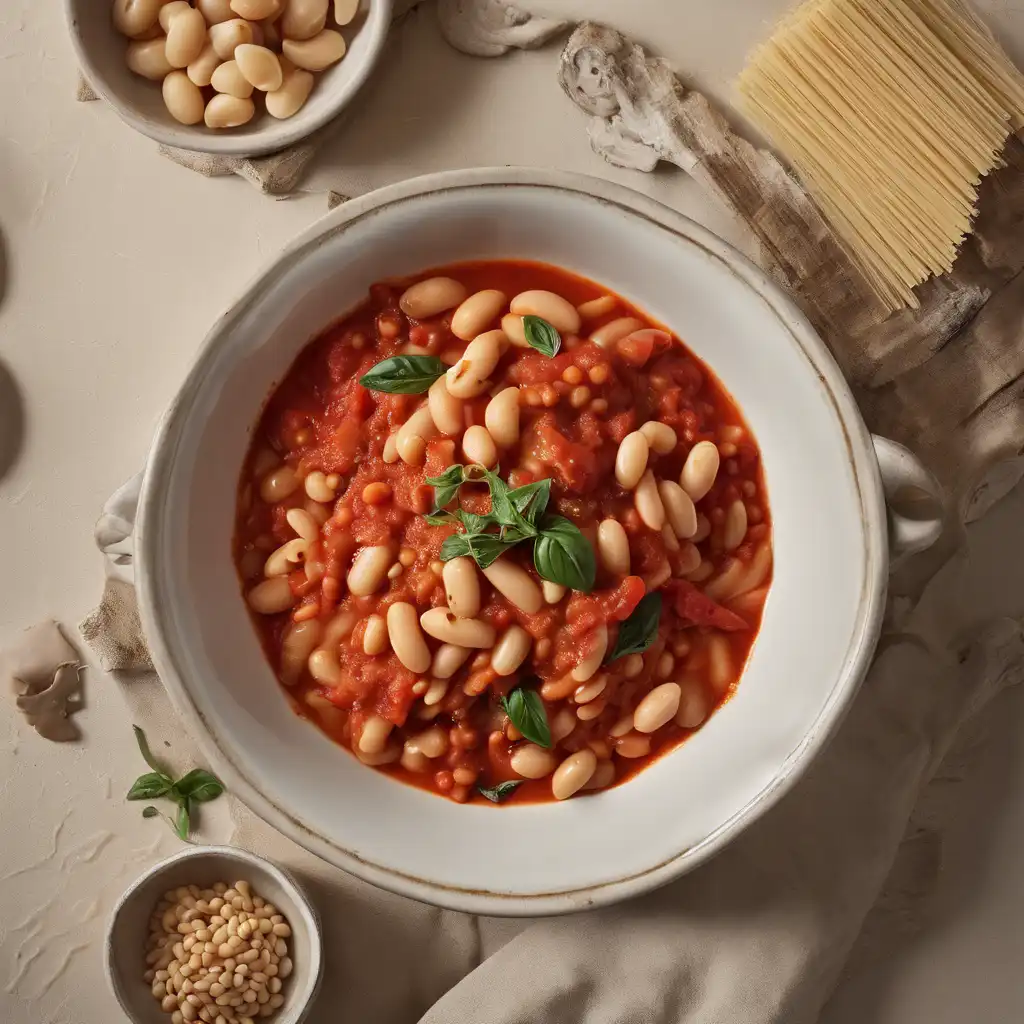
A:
233 261 772 805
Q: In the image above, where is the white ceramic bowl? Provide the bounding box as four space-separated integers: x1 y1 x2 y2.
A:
105 845 322 1023
64 0 392 157
136 167 943 915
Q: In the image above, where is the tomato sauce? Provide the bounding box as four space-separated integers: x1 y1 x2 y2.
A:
234 261 772 805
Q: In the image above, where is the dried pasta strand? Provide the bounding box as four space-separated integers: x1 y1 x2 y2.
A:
736 0 1024 312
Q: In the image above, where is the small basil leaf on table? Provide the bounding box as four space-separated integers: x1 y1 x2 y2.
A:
523 315 562 358
501 687 552 749
359 355 447 394
175 801 191 841
141 806 160 819
127 772 173 800
173 768 225 804
477 781 524 804
134 724 171 776
533 516 596 593
606 592 663 662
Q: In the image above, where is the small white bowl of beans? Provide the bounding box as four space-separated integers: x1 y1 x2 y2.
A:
64 0 392 157
105 845 321 1024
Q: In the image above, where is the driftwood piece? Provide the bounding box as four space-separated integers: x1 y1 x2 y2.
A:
436 0 568 56
558 21 1024 522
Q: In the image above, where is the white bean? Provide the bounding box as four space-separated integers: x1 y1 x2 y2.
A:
303 470 335 503
658 479 697 539
442 557 480 618
574 675 607 704
462 425 497 468
259 465 297 503
419 608 496 648
484 387 520 447
401 748 430 773
431 643 471 679
187 42 221 86
158 1 190 31
490 625 532 676
281 0 329 40
399 276 468 319
165 6 207 67
422 678 448 706
680 441 720 502
285 507 319 543
510 290 581 334
542 580 566 604
357 715 392 754
362 614 389 656
395 404 437 467
204 93 255 128
722 499 748 551
230 0 281 17
333 0 358 24
266 65 314 119
551 748 597 800
198 0 235 23
590 316 643 349
451 289 506 341
162 70 205 124
733 541 773 597
356 743 400 766
707 634 733 692
113 0 164 38
615 732 652 758
693 513 711 543
633 682 682 733
234 43 283 91
510 744 556 780
263 538 307 577
576 295 617 320
481 558 542 614
211 59 254 97
280 619 321 685
209 19 254 59
500 313 528 348
127 37 174 79
639 420 677 455
347 546 392 596
387 603 431 673
598 522 632 580
615 431 649 490
583 759 616 791
406 726 448 758
445 330 503 399
675 680 708 728
427 377 464 437
246 578 294 614
634 470 666 530
571 624 608 682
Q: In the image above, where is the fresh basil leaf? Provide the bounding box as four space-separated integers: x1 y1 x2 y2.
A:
127 772 174 801
507 478 552 526
423 511 456 526
501 687 552 748
477 781 524 804
173 769 225 804
533 516 596 593
522 315 561 358
142 805 160 819
466 532 515 569
456 509 496 534
133 725 170 776
485 470 538 538
606 592 662 663
359 355 447 394
440 533 472 561
175 800 191 841
425 464 466 511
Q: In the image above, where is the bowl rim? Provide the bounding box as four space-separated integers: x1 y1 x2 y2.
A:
104 844 323 1023
62 0 394 158
136 166 888 915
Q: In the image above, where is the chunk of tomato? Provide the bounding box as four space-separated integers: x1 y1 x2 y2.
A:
667 579 748 631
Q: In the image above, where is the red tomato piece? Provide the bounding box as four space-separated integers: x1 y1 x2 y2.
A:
666 579 748 631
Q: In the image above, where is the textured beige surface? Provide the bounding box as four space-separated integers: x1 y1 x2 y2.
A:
2 1 1024 1022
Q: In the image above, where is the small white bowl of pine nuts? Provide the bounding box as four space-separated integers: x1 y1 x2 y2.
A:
64 0 392 157
105 845 322 1024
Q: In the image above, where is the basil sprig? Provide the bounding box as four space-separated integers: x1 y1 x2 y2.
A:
423 464 593 591
127 726 225 840
522 315 562 358
359 355 447 394
606 593 663 663
477 780 524 804
501 686 552 748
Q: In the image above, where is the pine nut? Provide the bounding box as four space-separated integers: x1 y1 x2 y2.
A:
209 19 255 59
234 43 283 91
246 578 293 615
597 518 630 576
551 748 597 799
590 316 643 348
510 743 556 779
281 0 328 39
722 499 748 551
445 330 503 398
490 625 532 676
481 557 542 614
633 682 681 733
427 377 464 437
127 37 175 79
484 387 521 447
451 289 507 340
571 624 608 682
635 470 666 530
387 603 432 673
462 425 497 468
615 431 649 489
204 93 255 128
576 294 617 319
431 643 471 679
442 557 481 618
419 608 496 648
266 64 314 119
659 479 697 538
347 545 392 596
510 290 581 334
639 420 677 455
681 441 720 502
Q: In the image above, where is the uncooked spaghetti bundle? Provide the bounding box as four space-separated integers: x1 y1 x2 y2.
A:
737 0 1024 312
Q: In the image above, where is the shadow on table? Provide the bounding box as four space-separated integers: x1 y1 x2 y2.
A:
0 226 26 484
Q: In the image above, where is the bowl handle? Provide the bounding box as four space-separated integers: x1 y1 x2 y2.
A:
871 435 944 560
